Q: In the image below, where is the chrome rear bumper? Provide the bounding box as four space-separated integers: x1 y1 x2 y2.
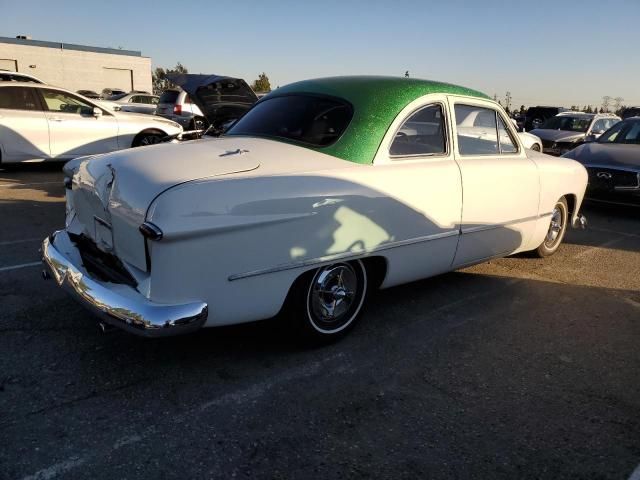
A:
42 231 207 337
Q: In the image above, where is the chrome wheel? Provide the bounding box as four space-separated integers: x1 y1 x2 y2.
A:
305 261 367 334
544 206 563 248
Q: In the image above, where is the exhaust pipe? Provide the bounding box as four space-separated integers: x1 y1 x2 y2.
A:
98 322 116 334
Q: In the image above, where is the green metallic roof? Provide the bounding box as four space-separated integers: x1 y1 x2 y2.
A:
270 76 489 164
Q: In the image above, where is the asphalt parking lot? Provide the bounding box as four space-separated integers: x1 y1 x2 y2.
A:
1 164 639 480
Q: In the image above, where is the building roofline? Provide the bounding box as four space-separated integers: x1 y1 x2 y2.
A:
0 36 145 57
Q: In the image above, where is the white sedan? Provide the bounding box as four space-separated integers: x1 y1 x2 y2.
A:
43 76 588 342
0 83 182 164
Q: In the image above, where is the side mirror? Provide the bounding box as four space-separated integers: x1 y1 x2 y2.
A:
584 134 597 143
93 107 103 118
591 129 604 136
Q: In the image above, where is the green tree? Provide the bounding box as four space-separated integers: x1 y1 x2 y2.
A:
152 62 188 95
252 73 272 93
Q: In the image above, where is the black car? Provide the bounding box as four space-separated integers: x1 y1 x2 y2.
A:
620 107 640 120
562 118 640 206
524 106 567 131
76 89 101 99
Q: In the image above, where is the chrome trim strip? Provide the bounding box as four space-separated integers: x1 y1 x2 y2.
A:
460 213 551 235
42 231 207 337
228 229 459 281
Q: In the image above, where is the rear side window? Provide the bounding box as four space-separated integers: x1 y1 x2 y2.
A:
159 91 179 104
226 95 353 147
390 104 446 156
0 87 40 110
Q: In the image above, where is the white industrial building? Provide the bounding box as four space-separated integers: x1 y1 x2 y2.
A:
0 36 152 93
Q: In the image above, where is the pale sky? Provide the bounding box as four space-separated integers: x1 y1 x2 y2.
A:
2 0 638 108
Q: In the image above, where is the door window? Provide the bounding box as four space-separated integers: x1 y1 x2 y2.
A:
0 87 40 110
390 104 446 156
41 90 94 115
455 104 499 155
455 104 519 155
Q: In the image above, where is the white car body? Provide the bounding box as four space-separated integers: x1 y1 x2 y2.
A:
518 131 543 151
42 77 588 339
0 83 182 163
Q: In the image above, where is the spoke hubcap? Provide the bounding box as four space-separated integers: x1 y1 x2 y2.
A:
310 264 357 322
545 206 563 246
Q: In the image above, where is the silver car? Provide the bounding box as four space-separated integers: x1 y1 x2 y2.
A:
103 92 159 115
155 89 207 130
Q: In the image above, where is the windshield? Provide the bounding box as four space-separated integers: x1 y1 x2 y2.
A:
225 94 353 147
541 116 591 132
598 120 640 145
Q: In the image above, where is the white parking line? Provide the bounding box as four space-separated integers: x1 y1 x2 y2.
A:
0 181 60 188
0 238 42 246
21 458 86 480
19 352 346 480
0 261 41 273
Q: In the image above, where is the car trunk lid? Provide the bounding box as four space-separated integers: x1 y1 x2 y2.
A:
70 139 261 271
165 73 258 132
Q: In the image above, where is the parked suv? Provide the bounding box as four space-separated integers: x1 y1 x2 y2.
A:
621 107 640 119
531 112 621 156
155 89 208 130
524 106 567 131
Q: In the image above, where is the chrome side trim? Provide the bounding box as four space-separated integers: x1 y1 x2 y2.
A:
228 229 459 281
42 231 207 337
460 212 551 235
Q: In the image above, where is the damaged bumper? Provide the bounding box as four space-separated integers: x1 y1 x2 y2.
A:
42 230 207 337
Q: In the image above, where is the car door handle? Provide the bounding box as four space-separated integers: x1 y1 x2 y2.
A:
50 117 64 122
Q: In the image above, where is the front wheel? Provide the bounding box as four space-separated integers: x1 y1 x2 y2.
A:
286 260 368 343
533 197 568 257
132 133 164 147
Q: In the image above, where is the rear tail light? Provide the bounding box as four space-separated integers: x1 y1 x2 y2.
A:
173 104 182 115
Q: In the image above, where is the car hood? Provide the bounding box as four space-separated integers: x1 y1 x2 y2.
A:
166 73 258 130
530 129 585 143
562 142 640 169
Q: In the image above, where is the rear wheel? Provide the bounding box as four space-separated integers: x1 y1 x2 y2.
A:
533 197 568 257
286 260 368 343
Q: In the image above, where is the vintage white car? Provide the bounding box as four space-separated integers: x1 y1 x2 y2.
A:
42 76 588 341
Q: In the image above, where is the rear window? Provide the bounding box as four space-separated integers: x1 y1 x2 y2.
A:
159 91 179 104
225 95 353 147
